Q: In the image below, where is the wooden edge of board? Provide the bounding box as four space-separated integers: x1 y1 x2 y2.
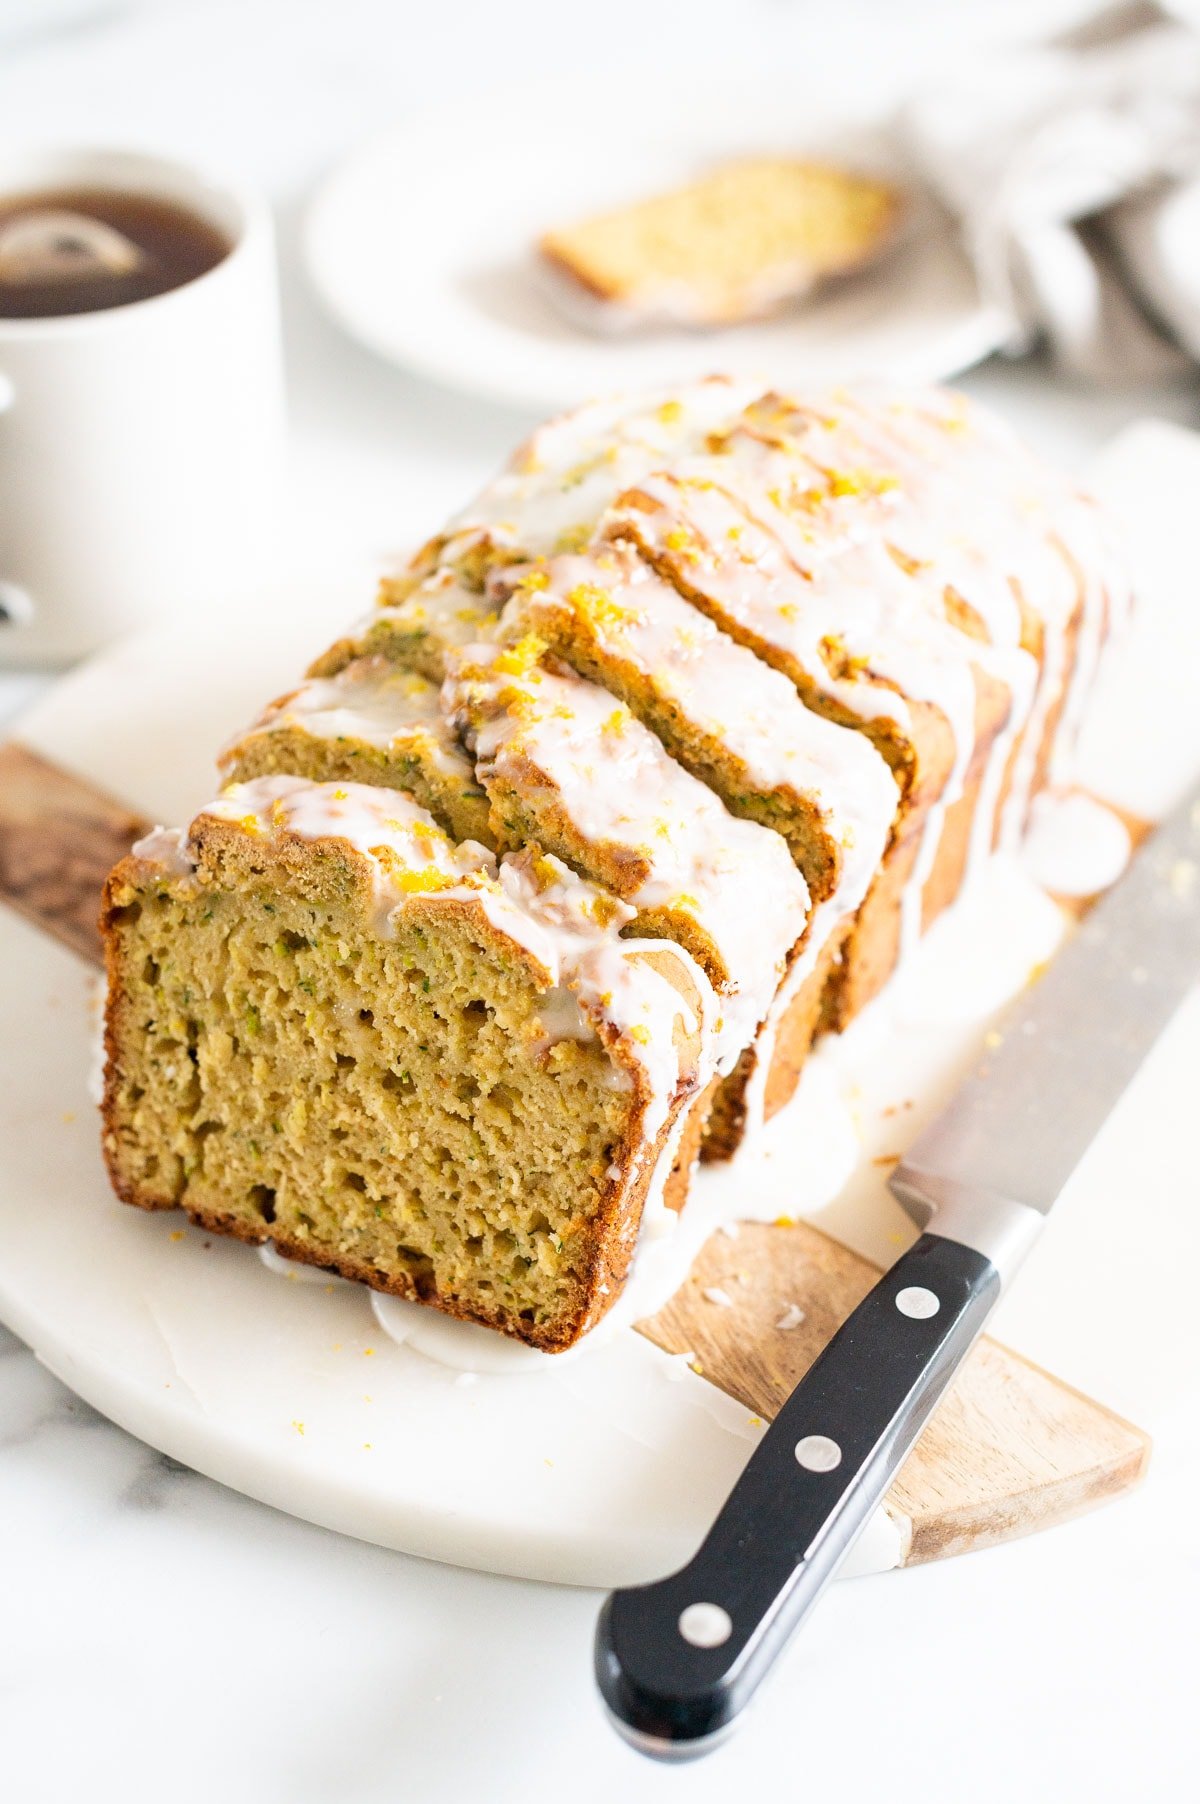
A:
638 1219 1151 1568
0 740 150 966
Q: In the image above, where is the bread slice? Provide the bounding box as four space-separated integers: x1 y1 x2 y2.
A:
100 775 714 1350
218 655 493 848
539 159 903 327
442 636 812 1063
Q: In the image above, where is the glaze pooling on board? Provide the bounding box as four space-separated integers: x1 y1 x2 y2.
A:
1020 791 1132 897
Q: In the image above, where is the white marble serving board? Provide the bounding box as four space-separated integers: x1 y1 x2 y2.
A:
1 421 1198 1589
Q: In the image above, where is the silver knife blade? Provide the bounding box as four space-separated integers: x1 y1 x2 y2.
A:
890 776 1200 1281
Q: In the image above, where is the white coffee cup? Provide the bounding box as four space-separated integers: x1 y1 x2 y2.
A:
0 146 285 664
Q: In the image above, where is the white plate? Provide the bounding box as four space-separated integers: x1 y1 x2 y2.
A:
303 88 1009 412
1 423 1197 1589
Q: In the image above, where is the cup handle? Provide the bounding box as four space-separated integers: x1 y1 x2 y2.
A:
0 372 34 627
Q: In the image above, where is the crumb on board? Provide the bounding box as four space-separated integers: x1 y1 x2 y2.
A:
702 1285 734 1307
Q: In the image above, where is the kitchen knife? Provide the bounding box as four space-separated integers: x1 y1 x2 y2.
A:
596 776 1200 1760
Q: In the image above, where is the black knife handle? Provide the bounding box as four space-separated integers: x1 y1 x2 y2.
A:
596 1232 1001 1759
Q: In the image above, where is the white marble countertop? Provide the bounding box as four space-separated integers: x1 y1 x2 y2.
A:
2 3 1198 1801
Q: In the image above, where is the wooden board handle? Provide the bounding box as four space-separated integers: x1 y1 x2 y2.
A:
0 741 150 966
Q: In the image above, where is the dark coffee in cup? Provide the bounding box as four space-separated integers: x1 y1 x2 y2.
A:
0 186 231 318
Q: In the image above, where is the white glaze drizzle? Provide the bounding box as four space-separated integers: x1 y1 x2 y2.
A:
495 847 717 1144
222 655 473 783
369 561 505 662
612 460 980 779
602 384 1126 964
442 640 811 1069
506 545 897 916
443 375 768 557
198 774 497 919
370 378 767 656
130 824 197 879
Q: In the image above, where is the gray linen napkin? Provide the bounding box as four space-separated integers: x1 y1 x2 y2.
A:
901 1 1200 380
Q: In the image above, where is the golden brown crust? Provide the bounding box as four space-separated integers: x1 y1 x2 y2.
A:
701 925 845 1158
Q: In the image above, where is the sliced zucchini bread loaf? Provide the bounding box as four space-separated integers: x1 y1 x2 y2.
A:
100 380 1128 1348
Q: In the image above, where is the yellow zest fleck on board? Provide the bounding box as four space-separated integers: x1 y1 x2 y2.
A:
657 399 683 426
169 1229 186 1242
292 1420 305 1436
